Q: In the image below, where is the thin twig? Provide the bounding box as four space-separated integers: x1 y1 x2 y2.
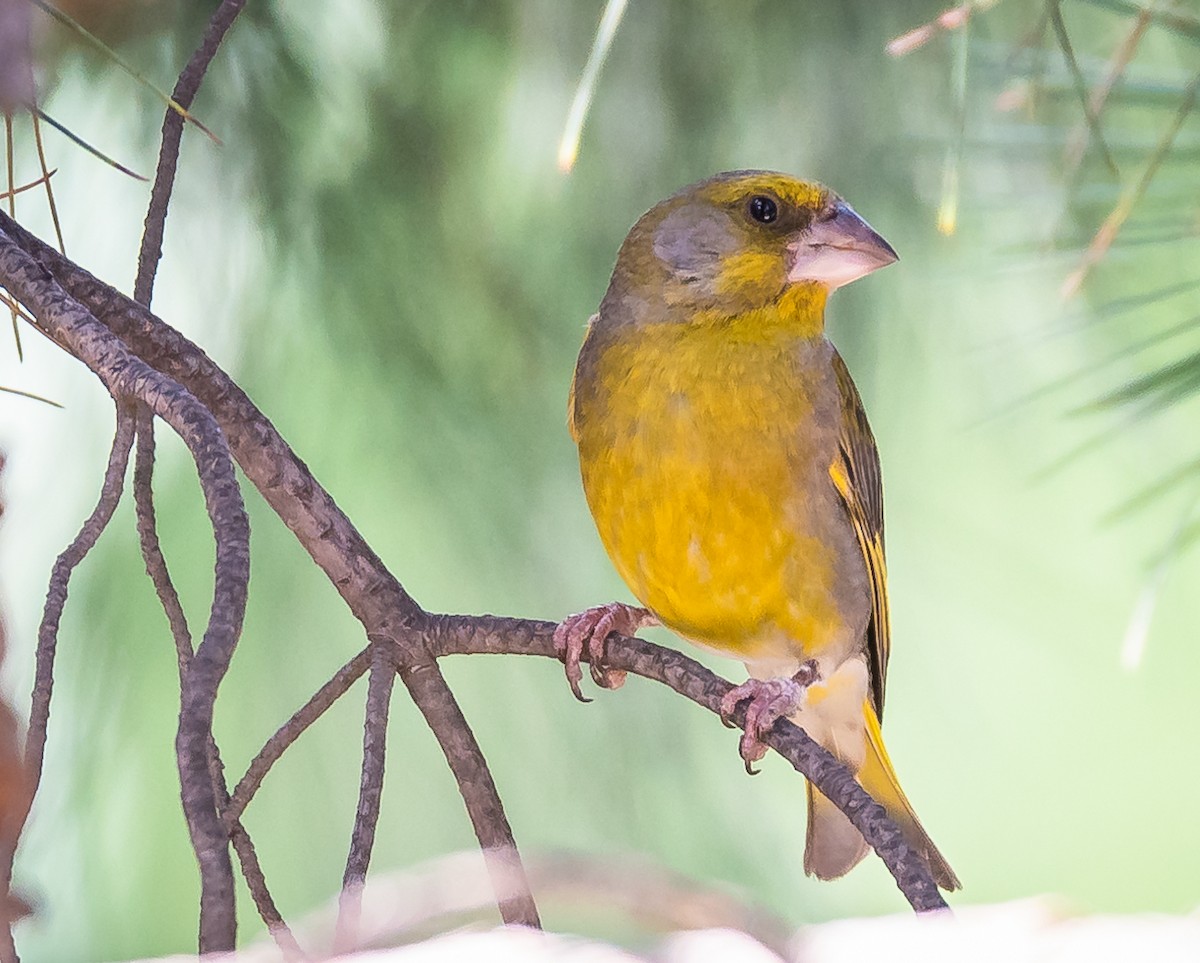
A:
209 741 307 961
335 642 398 953
27 407 134 786
399 653 542 928
425 615 950 914
227 647 374 821
28 0 219 142
1081 0 1200 42
133 407 193 672
0 168 55 202
3 400 133 963
34 109 147 181
134 0 246 306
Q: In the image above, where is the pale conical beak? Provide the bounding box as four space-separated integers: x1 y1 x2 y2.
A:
787 201 898 289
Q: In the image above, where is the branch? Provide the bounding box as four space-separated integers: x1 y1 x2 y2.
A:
0 230 249 950
5 401 136 951
424 615 950 914
0 209 537 927
135 409 303 955
335 643 397 952
227 647 373 821
132 406 193 671
134 0 246 306
399 653 542 928
208 742 306 961
27 406 134 786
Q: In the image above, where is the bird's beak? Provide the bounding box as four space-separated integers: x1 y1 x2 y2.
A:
787 202 898 289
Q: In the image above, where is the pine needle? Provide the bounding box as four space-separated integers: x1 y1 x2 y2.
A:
31 105 65 253
1062 68 1200 298
937 16 972 235
0 384 62 408
1046 0 1120 178
28 0 221 145
558 0 629 173
0 167 56 201
35 109 147 181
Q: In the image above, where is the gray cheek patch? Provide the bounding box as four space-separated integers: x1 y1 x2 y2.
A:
652 205 737 284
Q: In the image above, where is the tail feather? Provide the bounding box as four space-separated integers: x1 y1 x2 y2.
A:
804 699 960 891
805 782 869 880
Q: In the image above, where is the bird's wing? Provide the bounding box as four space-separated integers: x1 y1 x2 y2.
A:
567 315 599 443
828 348 890 720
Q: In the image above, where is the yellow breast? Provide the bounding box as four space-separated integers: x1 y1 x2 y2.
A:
572 296 859 661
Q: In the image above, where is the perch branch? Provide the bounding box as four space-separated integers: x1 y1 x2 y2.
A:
134 0 246 306
424 614 950 914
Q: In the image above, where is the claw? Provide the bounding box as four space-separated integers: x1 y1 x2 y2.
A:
720 660 820 772
552 602 658 701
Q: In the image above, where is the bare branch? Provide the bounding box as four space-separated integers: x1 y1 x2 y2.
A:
227 647 373 822
0 212 537 928
207 742 307 961
27 405 135 780
133 407 193 671
3 403 135 953
424 615 950 914
1061 7 1152 182
400 654 542 928
134 0 246 306
335 643 398 952
0 229 249 950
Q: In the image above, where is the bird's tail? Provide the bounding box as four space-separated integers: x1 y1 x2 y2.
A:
804 699 960 891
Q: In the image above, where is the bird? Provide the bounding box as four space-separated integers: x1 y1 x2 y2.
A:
555 170 959 890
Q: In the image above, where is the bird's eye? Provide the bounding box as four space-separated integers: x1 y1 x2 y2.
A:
748 195 778 224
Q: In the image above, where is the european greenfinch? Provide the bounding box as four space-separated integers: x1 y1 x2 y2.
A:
556 170 958 890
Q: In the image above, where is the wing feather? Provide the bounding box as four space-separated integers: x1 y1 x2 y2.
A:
828 349 890 720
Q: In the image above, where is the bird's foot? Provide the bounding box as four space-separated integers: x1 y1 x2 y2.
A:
720 660 821 774
553 602 659 702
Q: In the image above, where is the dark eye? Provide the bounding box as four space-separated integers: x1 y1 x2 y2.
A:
748 195 778 224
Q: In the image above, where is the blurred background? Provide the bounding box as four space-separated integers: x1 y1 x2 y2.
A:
2 0 1200 959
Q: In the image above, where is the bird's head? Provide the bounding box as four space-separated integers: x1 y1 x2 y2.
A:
603 170 897 321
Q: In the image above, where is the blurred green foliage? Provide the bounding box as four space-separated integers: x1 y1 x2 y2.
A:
2 0 1200 959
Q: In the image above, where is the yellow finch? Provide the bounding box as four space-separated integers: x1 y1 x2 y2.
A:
556 171 958 889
